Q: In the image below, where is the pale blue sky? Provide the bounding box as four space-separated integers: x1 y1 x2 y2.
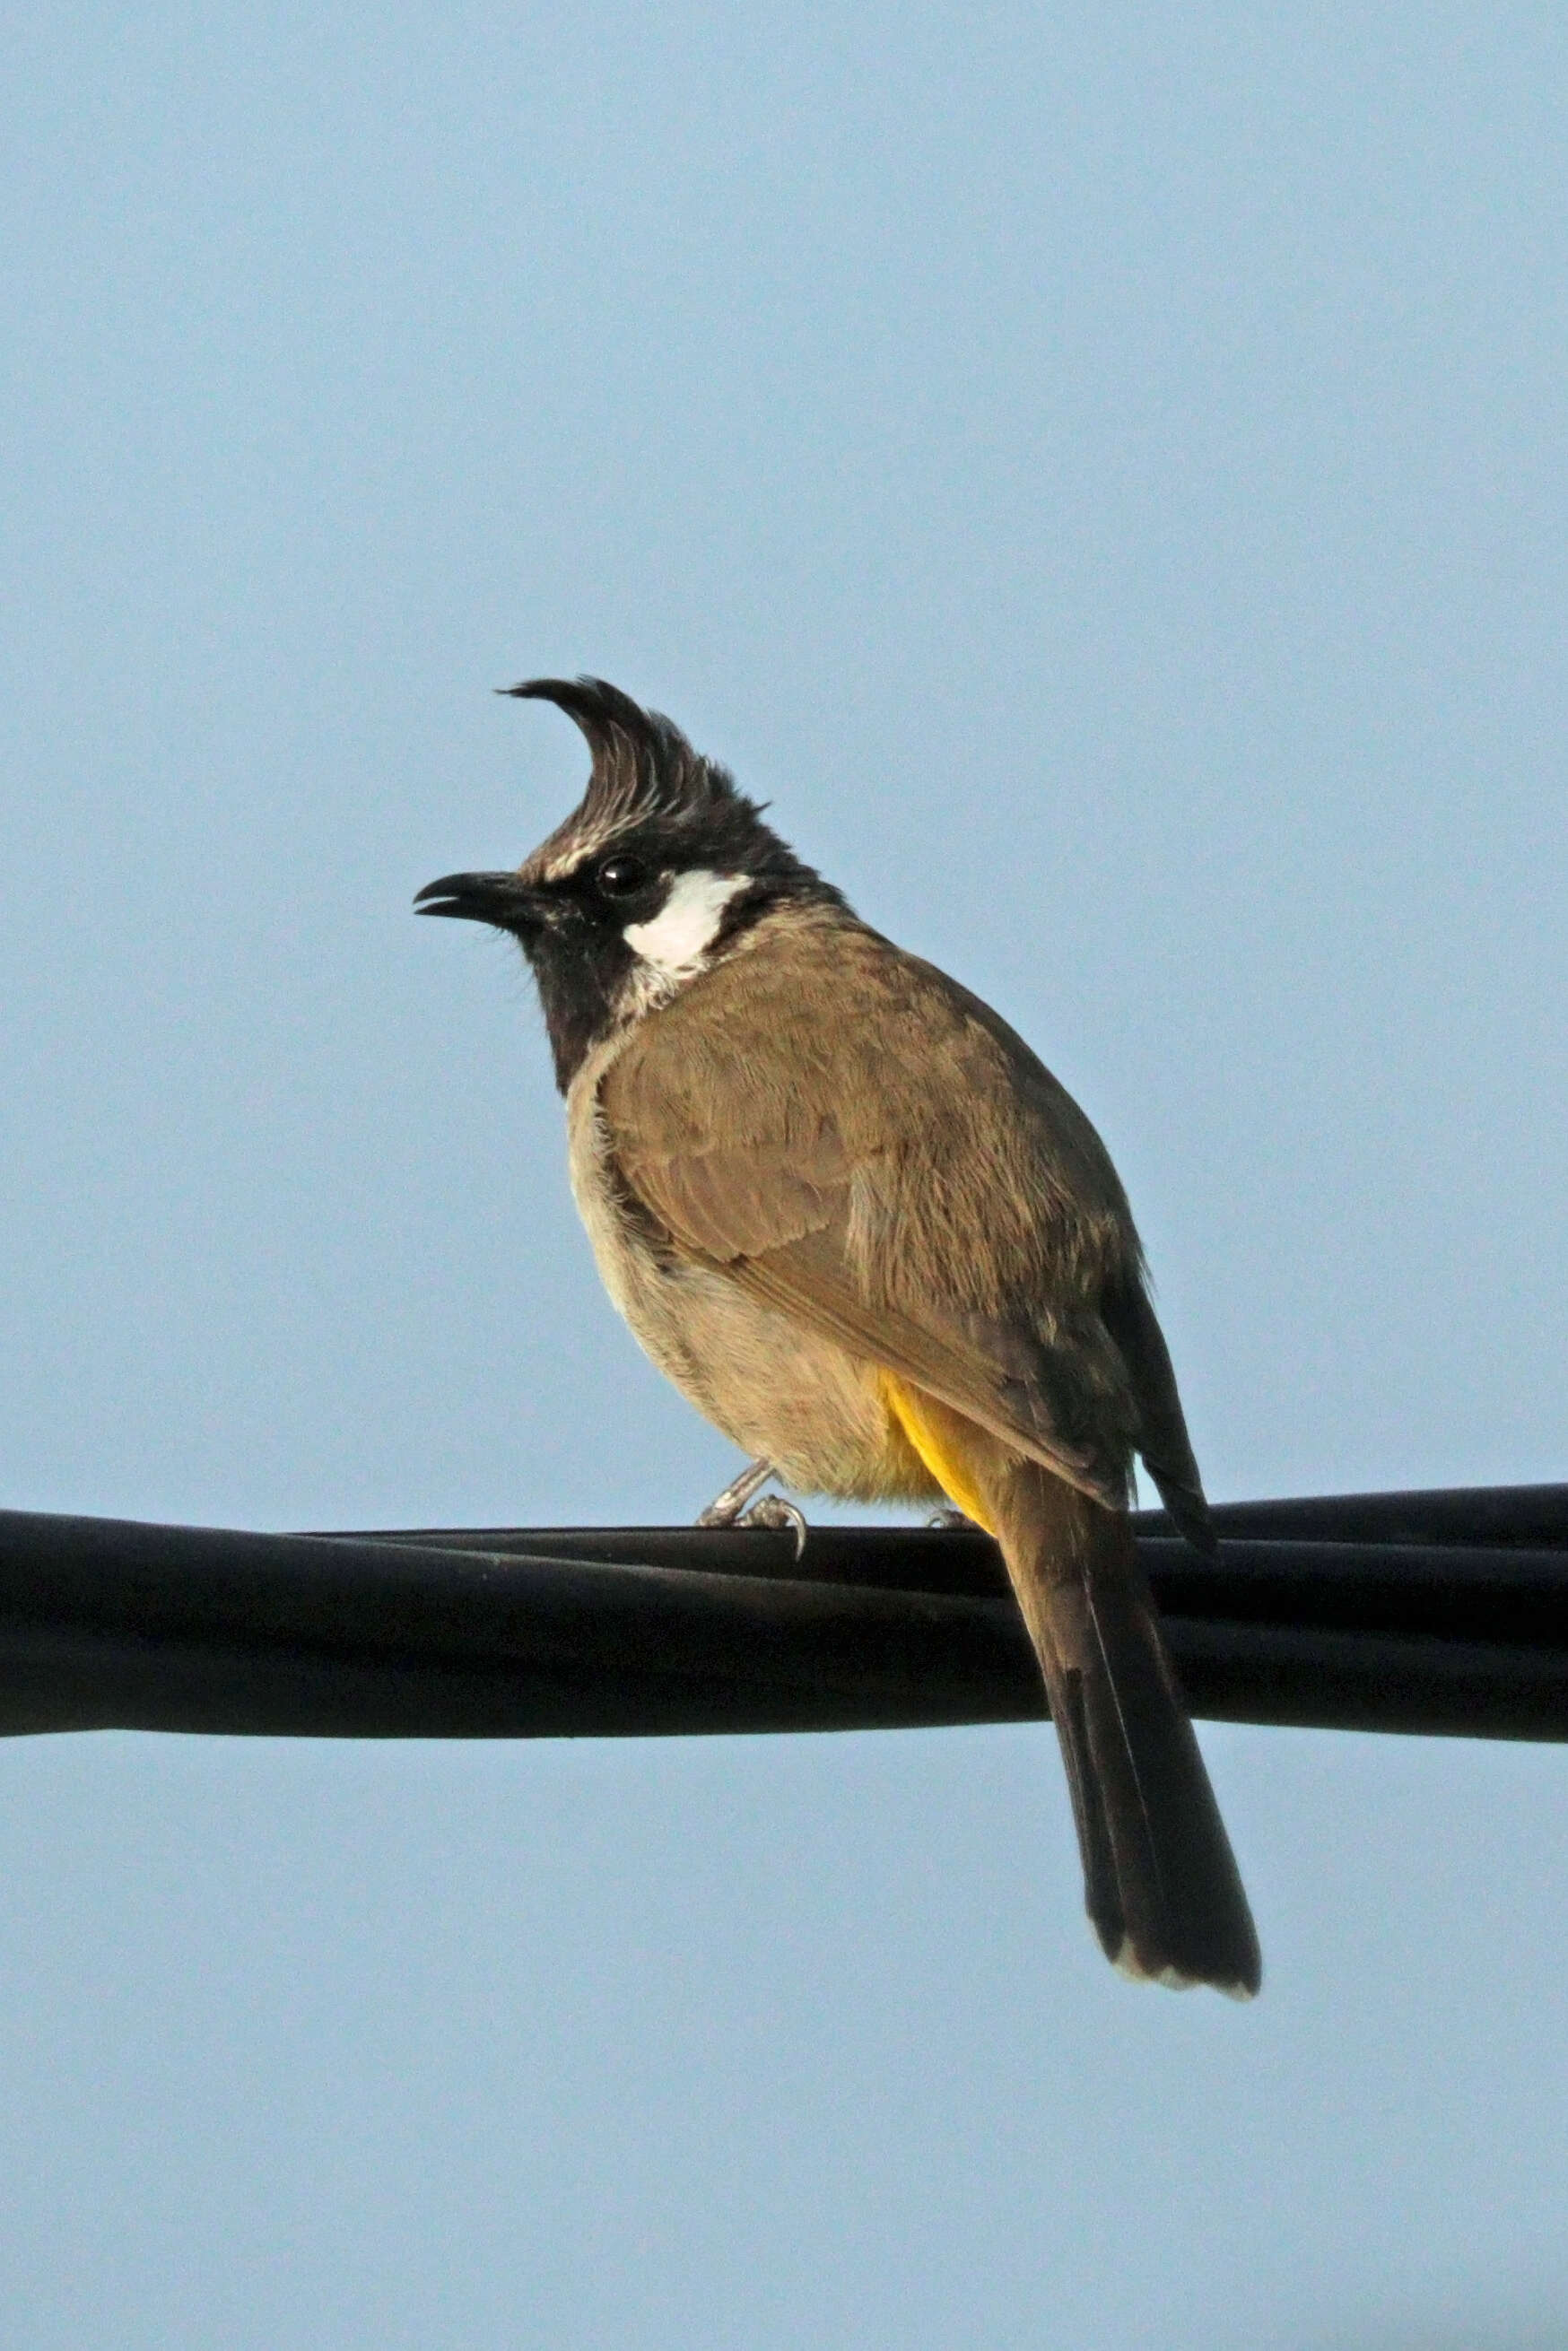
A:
3 4 1566 2345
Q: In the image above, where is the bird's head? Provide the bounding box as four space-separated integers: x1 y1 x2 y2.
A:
416 677 843 1090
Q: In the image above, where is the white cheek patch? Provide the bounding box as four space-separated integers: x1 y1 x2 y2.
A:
623 869 749 981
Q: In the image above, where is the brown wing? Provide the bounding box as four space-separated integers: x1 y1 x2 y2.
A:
600 916 1151 1507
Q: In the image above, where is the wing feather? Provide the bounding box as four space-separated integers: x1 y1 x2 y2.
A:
600 916 1157 1510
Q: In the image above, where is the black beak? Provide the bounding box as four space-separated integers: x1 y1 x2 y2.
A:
414 871 543 929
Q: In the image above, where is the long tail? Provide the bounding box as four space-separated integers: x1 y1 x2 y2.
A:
992 1458 1260 1996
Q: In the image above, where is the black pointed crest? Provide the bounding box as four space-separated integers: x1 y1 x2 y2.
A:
504 676 749 875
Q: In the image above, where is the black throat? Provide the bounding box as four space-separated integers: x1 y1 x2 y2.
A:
522 919 640 1093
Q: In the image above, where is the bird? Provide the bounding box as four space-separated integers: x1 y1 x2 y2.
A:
417 675 1260 1998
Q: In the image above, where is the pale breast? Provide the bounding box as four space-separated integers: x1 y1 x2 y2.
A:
563 1037 935 1502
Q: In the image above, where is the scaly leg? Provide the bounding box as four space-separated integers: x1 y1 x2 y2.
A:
697 1458 775 1527
697 1461 808 1559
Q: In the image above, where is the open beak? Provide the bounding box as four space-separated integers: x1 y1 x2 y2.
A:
414 871 543 929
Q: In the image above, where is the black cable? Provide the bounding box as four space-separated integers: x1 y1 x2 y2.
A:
1 1487 1564 1742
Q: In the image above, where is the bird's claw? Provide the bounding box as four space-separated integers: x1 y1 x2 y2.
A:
696 1460 808 1558
737 1493 808 1559
697 1458 774 1527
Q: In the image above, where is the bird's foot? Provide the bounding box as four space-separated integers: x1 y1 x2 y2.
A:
736 1493 808 1559
697 1458 775 1528
926 1505 978 1530
696 1461 808 1559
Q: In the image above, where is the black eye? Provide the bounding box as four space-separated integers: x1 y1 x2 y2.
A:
596 856 648 898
